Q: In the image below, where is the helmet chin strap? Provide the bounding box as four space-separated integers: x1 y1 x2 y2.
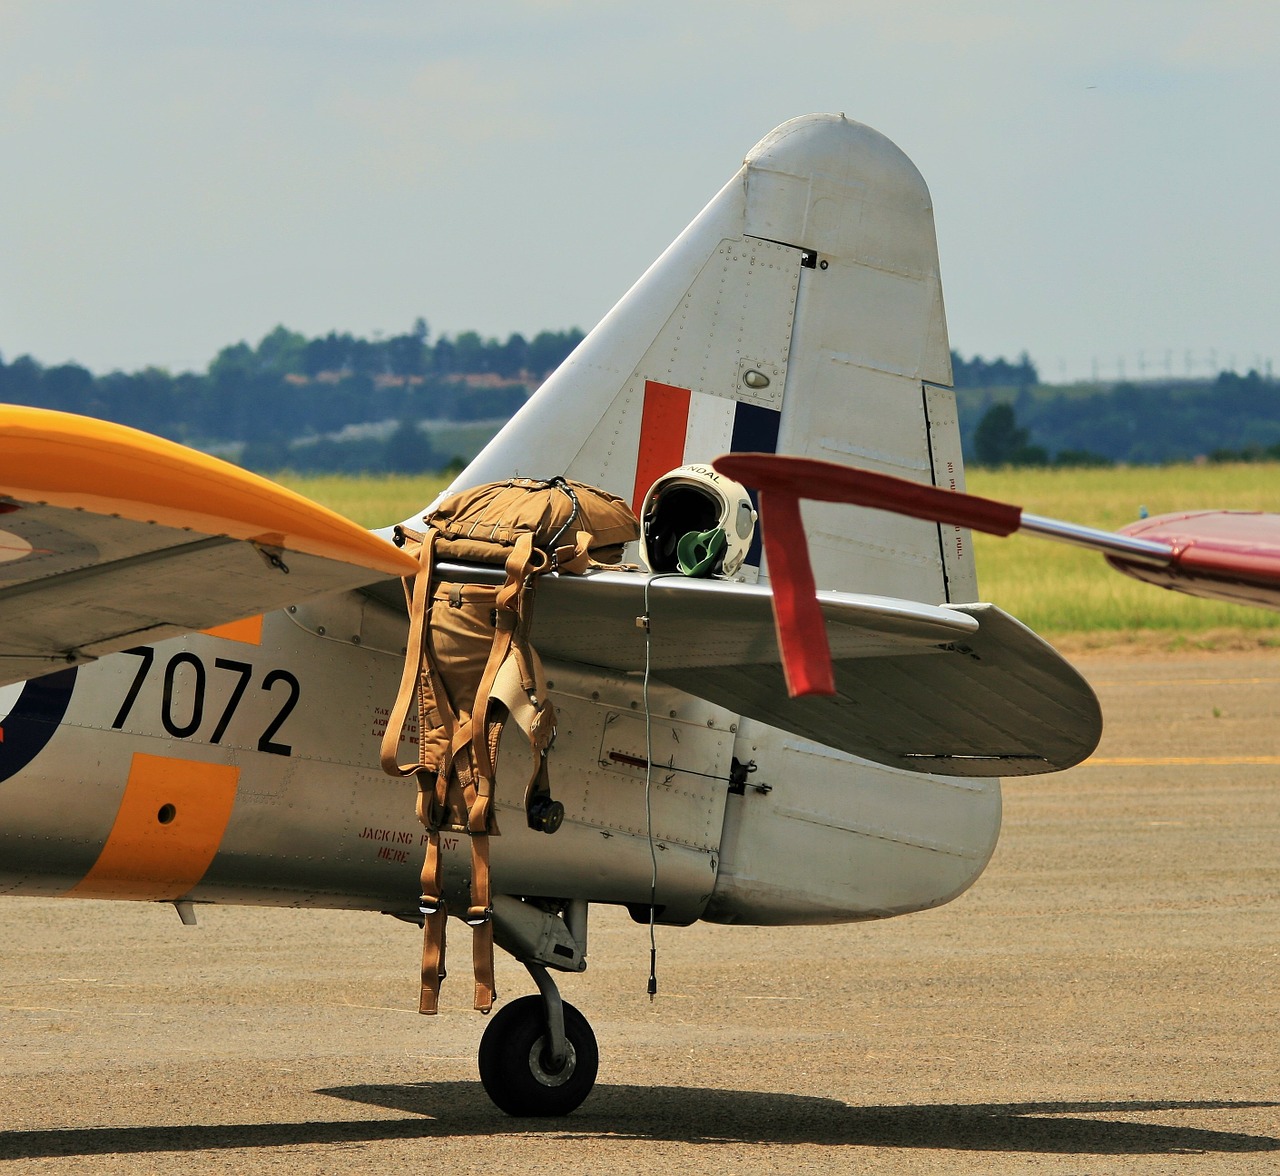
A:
675 527 727 577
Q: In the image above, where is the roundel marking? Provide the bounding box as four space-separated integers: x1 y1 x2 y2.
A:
0 528 34 564
0 667 78 783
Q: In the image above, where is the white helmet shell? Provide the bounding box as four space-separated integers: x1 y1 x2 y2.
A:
639 463 758 579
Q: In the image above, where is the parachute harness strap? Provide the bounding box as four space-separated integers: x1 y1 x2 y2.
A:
405 530 547 1016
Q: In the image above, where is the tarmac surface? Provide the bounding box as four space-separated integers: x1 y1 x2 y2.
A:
1 650 1277 1173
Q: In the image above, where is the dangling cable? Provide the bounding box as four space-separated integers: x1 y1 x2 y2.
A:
639 571 680 1000
642 572 659 999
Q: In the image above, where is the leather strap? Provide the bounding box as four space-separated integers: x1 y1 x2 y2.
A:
419 907 447 1015
472 918 495 1013
380 530 437 778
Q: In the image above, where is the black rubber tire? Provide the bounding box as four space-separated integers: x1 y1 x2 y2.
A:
477 994 598 1116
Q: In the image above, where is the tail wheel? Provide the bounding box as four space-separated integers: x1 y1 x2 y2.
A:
477 994 598 1116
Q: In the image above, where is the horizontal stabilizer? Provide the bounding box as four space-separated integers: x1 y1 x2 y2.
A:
656 602 1100 776
0 406 418 685
378 564 1102 777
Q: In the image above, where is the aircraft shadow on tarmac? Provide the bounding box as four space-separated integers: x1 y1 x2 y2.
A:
0 1085 1277 1160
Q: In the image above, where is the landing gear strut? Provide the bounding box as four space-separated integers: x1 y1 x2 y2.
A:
477 961 598 1116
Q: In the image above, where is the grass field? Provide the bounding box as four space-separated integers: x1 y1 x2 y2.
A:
272 472 452 529
275 463 1280 646
966 463 1280 646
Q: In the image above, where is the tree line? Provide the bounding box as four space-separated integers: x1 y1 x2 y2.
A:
951 351 1039 389
0 322 585 473
960 370 1280 467
3 328 1277 471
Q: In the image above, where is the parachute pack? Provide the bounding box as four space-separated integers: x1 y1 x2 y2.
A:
379 477 639 1014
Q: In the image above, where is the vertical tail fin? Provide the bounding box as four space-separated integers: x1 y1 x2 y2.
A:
451 113 975 604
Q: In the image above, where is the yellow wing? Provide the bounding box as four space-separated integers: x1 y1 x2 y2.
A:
0 406 416 686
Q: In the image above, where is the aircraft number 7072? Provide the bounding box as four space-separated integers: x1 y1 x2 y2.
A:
109 646 301 757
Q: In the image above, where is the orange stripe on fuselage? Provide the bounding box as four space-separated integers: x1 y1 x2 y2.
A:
631 380 692 515
66 753 240 900
201 614 264 644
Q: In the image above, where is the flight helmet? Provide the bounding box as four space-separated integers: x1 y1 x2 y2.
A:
639 463 757 579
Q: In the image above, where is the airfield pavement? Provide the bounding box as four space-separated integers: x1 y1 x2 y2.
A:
1 649 1278 1174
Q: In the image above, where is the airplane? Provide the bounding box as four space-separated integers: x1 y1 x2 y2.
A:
0 113 1105 1117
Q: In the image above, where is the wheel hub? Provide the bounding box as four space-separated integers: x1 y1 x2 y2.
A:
529 1036 577 1087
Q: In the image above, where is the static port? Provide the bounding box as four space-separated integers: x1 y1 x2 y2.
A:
157 804 176 825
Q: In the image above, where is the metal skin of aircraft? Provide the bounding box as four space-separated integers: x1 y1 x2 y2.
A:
0 114 1102 1117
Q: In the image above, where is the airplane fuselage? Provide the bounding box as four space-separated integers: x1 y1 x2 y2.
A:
0 598 1001 929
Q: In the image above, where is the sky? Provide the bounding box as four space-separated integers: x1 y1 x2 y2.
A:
2 1 1278 383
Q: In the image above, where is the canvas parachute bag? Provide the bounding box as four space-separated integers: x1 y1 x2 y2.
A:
380 477 639 1015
